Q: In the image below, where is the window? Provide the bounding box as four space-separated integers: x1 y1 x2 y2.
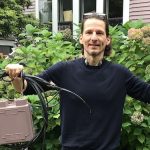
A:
59 0 72 22
39 0 52 24
58 0 73 31
80 0 96 21
0 46 12 56
107 0 123 25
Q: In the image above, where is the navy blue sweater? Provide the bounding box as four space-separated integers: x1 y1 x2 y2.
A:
25 58 150 150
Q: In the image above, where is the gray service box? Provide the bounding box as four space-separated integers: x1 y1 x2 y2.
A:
0 99 34 145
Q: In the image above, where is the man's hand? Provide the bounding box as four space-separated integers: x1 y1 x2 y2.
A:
5 64 24 80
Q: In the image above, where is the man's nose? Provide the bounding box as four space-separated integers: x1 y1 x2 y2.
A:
91 32 98 41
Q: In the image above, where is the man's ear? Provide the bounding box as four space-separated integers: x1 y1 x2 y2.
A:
79 34 83 44
106 36 111 46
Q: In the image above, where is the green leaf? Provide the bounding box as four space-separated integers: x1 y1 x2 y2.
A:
134 103 141 110
125 60 135 68
137 60 144 65
147 117 150 125
136 146 143 150
143 55 150 63
137 134 145 144
124 20 144 29
122 122 131 128
129 46 136 52
36 116 43 120
118 56 126 63
143 148 149 150
133 128 142 135
141 123 148 128
34 37 42 43
41 29 51 37
124 109 132 114
53 114 60 119
130 66 136 71
26 24 37 35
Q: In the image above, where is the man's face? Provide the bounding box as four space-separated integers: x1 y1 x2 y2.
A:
80 18 110 57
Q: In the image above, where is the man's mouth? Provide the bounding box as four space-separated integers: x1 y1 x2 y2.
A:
89 44 100 47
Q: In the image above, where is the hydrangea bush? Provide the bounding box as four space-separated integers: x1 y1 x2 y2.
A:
110 20 150 150
0 21 149 149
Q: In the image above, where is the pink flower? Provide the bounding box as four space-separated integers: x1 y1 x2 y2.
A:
142 37 150 45
141 26 150 38
128 28 143 40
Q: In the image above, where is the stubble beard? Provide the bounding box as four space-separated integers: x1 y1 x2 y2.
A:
90 50 103 57
90 42 105 56
87 46 105 57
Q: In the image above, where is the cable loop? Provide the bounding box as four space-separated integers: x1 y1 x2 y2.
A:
0 70 92 149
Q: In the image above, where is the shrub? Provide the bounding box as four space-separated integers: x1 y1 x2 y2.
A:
109 20 150 150
0 20 150 149
0 0 38 38
0 24 80 149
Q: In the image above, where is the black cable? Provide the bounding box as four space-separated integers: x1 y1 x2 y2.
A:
0 71 49 150
25 75 92 113
21 77 48 150
0 71 92 150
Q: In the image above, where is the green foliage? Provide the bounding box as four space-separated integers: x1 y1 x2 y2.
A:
0 24 80 149
0 20 150 149
109 20 150 150
0 0 38 37
1 24 79 72
26 94 61 150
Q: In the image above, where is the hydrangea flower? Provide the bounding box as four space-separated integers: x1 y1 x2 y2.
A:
142 37 150 45
131 111 144 125
128 28 143 40
141 26 150 38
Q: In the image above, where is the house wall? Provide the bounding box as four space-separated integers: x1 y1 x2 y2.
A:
129 0 150 23
23 0 36 16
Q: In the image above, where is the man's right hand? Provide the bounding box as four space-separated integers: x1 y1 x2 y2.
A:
5 64 24 80
5 64 26 93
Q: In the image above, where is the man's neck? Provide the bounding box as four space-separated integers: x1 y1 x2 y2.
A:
84 55 103 66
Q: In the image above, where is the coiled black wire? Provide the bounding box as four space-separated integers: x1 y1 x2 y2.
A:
0 70 92 150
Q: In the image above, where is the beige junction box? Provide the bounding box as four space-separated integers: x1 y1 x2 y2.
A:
0 99 34 145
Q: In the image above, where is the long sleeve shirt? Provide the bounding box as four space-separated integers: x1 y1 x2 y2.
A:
24 58 150 150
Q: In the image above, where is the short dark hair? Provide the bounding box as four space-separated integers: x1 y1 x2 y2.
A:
81 13 112 56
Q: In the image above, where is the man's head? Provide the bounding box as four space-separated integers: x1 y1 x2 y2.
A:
80 13 111 57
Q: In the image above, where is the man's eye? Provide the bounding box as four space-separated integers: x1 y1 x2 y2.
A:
97 32 103 35
86 31 92 34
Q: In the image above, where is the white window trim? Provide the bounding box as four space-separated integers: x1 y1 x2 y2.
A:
123 0 129 24
52 0 58 34
35 0 39 19
96 0 104 13
73 0 79 37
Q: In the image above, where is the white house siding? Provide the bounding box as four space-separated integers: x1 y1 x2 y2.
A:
23 0 36 16
129 0 150 23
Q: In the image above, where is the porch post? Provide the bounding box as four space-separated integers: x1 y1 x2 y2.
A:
52 0 58 34
105 0 109 15
96 0 104 13
73 0 80 38
123 0 129 24
35 0 39 19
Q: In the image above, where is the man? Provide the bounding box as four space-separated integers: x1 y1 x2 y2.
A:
6 13 150 150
